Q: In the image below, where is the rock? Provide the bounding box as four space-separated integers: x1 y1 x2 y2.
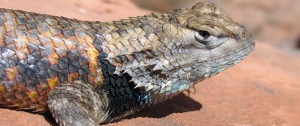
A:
0 0 300 126
0 0 150 21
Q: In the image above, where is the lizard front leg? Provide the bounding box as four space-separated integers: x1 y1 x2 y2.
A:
47 82 110 126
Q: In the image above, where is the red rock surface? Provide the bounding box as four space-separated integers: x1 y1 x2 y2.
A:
0 0 299 126
0 0 150 21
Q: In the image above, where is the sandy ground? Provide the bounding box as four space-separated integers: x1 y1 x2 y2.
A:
0 0 299 126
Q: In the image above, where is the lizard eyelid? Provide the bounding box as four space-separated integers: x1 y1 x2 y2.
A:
194 30 223 49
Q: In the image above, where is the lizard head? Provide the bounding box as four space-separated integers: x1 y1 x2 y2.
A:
146 2 255 91
169 2 255 66
101 2 255 100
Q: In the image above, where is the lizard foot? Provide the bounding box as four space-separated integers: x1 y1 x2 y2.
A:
48 82 110 126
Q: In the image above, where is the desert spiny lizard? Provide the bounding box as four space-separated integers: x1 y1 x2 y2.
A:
0 2 255 126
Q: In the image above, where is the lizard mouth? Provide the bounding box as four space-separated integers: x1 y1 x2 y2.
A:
193 39 255 79
195 32 255 65
160 40 255 94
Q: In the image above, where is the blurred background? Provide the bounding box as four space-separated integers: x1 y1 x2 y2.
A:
0 0 299 126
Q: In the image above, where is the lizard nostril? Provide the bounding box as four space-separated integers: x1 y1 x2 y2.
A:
242 31 247 39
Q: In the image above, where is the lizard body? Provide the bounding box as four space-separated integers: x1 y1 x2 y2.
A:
0 2 255 125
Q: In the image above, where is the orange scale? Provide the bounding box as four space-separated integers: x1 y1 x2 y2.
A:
0 84 5 93
27 90 39 101
68 73 79 83
84 35 95 46
5 66 19 81
4 21 17 32
48 53 60 65
88 61 99 72
16 49 29 60
14 38 28 49
0 36 5 46
47 76 60 90
67 36 77 41
52 40 67 49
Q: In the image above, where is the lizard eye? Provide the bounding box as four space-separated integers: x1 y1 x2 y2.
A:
194 30 223 49
198 30 210 39
194 30 212 42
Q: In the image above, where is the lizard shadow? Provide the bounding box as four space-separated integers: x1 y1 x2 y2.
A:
126 93 202 119
43 112 58 126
